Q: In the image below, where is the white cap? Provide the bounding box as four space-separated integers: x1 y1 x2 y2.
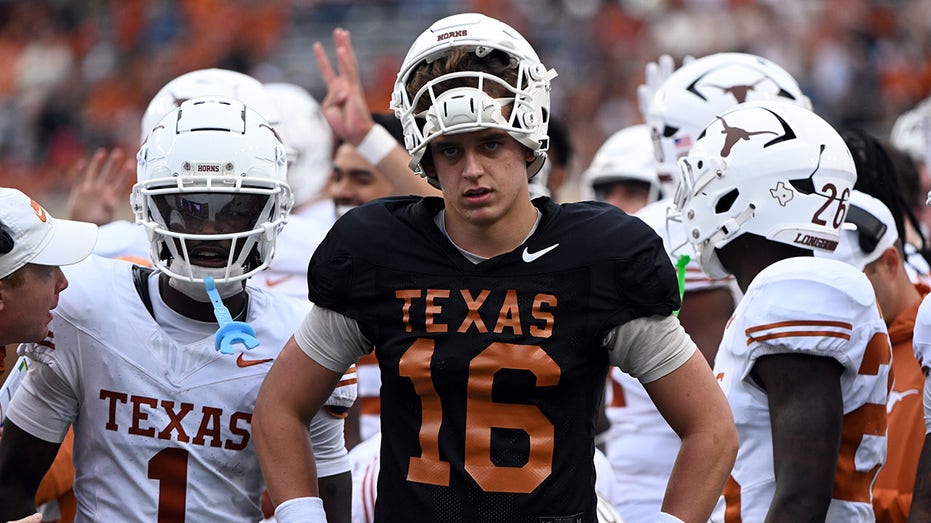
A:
816 190 898 270
0 188 98 279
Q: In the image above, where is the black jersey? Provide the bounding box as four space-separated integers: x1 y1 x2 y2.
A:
308 196 680 523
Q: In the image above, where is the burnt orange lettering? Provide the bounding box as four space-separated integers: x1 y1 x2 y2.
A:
192 407 224 448
529 293 557 338
100 389 128 431
493 289 522 335
396 290 421 333
425 289 450 333
129 395 158 437
157 400 193 442
225 412 252 451
458 289 490 334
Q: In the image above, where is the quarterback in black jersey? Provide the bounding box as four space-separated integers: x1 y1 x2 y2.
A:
253 13 737 523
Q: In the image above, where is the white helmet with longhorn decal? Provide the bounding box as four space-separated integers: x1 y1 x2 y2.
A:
673 100 855 279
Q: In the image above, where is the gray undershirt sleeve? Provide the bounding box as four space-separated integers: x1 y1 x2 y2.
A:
294 304 371 373
605 314 697 384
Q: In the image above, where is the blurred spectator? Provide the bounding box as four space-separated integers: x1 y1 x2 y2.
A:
2 0 931 212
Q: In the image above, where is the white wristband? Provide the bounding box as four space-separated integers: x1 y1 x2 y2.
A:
274 496 327 523
653 513 686 523
356 124 396 165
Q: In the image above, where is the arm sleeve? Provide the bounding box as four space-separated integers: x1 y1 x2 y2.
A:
606 315 697 383
309 408 350 478
6 357 77 444
294 304 371 373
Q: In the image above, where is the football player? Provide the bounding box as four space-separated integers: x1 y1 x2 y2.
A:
817 189 927 522
0 97 346 521
60 69 358 522
582 124 661 214
675 100 890 521
911 262 931 521
253 13 737 523
602 51 811 522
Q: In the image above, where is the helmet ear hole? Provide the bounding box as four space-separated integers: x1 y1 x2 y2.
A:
715 189 740 214
789 178 815 194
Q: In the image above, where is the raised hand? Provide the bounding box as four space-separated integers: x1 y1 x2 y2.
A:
313 28 376 145
637 54 694 121
66 148 135 225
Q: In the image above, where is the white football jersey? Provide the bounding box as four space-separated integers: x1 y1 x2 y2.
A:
8 257 319 522
349 431 381 523
604 367 679 515
92 220 149 262
355 352 381 442
912 292 931 433
248 206 334 300
714 257 890 522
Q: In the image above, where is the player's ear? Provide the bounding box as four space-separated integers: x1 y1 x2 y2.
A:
524 146 535 164
879 245 901 275
421 152 437 178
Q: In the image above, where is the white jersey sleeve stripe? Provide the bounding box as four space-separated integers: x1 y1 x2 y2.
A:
746 319 853 333
748 330 852 344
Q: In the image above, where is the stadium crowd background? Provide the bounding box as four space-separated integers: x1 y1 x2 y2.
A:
1 0 931 211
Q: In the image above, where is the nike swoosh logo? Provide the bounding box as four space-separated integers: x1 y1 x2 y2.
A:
264 275 291 287
522 243 559 263
887 388 920 412
237 353 274 368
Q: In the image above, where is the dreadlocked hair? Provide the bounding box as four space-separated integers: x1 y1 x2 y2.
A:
841 127 926 252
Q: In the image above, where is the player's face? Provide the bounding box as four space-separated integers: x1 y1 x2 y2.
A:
0 263 68 344
330 143 395 211
594 180 652 214
153 192 267 269
429 129 534 227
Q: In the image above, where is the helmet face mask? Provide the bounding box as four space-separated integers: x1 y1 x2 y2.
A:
644 52 812 184
673 101 856 279
132 97 292 285
390 13 557 186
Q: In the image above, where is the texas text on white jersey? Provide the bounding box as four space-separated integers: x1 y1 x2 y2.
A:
7 256 330 521
713 257 890 522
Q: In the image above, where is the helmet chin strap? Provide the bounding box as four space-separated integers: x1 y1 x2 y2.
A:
166 259 245 302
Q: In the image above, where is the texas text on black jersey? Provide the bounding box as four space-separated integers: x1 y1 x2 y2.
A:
308 196 680 522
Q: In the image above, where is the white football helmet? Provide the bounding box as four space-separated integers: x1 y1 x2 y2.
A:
390 13 557 186
674 100 855 279
132 97 292 285
643 52 811 184
264 82 334 207
141 68 280 144
582 124 661 203
890 99 930 163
